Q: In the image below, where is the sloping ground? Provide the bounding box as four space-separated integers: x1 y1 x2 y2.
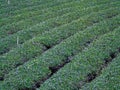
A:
0 0 120 90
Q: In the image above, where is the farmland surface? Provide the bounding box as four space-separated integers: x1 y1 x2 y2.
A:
0 0 120 90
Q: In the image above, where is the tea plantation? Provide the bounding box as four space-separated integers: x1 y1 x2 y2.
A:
0 0 120 90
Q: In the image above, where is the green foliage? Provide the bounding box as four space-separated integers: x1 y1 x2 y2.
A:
81 54 120 90
0 0 120 90
39 27 120 90
0 14 120 90
0 3 119 54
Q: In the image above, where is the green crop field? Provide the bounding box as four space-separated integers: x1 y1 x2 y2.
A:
0 0 120 90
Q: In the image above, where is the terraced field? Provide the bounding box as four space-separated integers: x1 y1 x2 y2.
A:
0 0 120 90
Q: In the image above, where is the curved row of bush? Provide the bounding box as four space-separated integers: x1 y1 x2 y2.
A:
0 0 115 38
0 15 119 90
80 54 120 90
0 0 78 36
1 0 114 25
38 27 120 90
0 7 119 78
0 0 77 27
0 0 72 18
0 4 119 55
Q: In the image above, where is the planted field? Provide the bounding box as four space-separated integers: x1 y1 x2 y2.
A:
0 0 120 90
